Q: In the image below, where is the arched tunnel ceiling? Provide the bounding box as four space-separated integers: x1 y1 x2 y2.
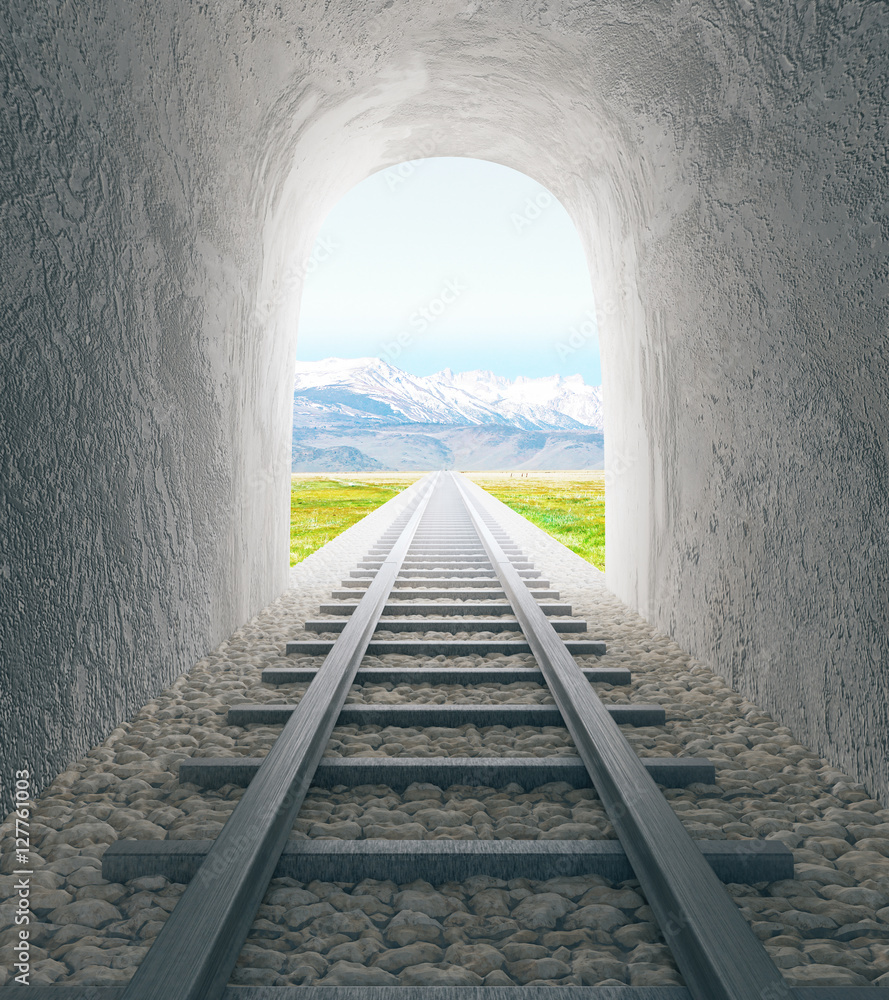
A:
256 13 657 620
0 0 886 814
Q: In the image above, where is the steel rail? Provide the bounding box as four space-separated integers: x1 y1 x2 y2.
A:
118 473 438 1000
4 472 886 1000
452 471 789 1000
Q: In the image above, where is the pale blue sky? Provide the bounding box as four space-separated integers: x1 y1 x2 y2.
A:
295 157 601 383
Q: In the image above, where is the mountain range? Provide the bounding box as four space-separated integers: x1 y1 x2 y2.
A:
291 357 604 471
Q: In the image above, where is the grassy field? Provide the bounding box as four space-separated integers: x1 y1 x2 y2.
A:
290 471 605 571
466 471 605 571
290 474 423 565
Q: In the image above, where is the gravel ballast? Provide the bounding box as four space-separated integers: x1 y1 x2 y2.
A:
1 477 888 989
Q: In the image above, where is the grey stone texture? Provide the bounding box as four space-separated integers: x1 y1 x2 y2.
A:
3 500 889 987
1 0 888 816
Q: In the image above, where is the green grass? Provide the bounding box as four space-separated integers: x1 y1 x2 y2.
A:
289 471 606 572
468 473 606 571
289 475 421 566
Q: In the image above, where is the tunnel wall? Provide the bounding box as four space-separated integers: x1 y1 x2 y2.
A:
1 1 887 815
0 3 291 814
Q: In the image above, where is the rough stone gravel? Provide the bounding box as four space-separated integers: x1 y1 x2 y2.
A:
1 479 888 988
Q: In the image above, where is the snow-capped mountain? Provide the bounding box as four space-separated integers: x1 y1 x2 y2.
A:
292 357 603 431
436 368 604 430
291 357 604 471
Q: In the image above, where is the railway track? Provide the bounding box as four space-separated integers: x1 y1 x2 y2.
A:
5 472 886 999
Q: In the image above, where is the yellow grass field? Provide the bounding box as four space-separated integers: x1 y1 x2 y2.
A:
466 471 605 571
289 474 423 565
290 471 605 570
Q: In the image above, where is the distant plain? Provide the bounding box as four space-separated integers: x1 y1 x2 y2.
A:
290 471 606 571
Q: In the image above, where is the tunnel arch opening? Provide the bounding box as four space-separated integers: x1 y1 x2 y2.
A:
286 155 608 566
240 24 650 626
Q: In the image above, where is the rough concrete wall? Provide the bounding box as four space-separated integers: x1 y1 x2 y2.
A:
1 0 887 813
601 4 889 800
0 3 287 814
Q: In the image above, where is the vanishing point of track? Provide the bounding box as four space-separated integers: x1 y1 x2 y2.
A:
11 472 881 1000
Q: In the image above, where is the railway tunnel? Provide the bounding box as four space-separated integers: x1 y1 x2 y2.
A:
1 0 888 993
